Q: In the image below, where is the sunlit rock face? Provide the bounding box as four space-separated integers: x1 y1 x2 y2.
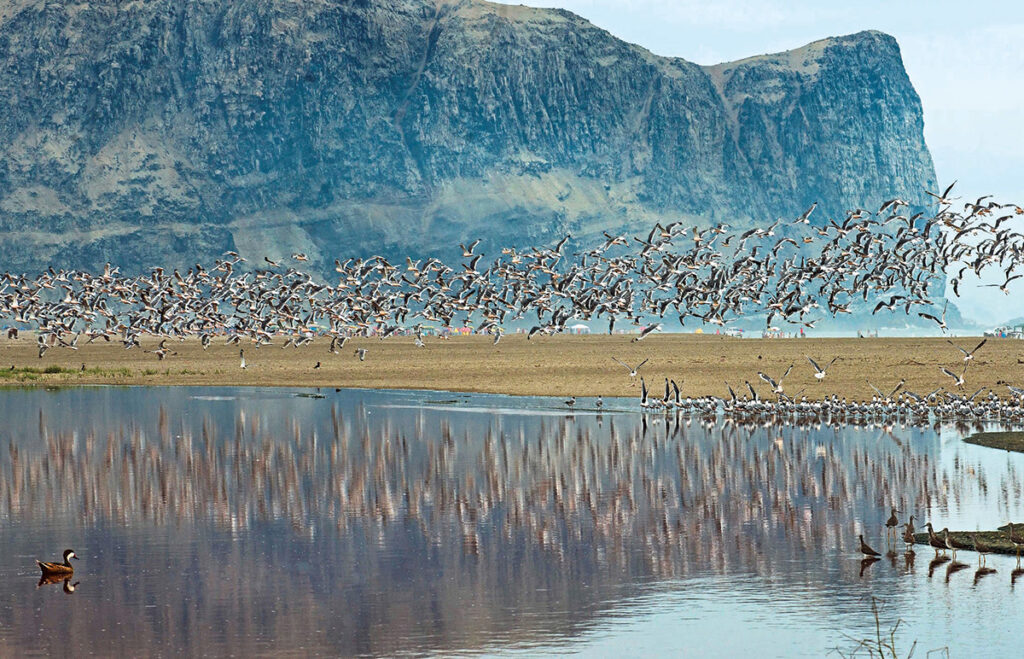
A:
0 0 935 274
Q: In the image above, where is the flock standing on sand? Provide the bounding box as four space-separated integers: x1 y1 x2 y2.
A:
615 332 1024 426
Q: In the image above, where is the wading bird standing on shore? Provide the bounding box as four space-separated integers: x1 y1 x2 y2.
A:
859 534 881 558
926 522 946 556
885 508 900 542
1006 523 1024 562
902 522 916 553
971 533 992 567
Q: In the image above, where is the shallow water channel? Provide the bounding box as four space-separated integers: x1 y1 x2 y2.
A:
0 387 1021 656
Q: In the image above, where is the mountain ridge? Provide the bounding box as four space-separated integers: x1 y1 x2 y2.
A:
0 0 936 275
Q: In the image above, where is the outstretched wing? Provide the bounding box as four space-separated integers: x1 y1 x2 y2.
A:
806 355 822 373
635 358 650 370
940 366 959 380
970 338 987 355
887 379 905 398
611 357 631 371
865 379 884 398
781 363 794 381
758 372 777 389
946 339 969 356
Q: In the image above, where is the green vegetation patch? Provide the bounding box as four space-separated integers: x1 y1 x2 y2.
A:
964 431 1024 453
913 525 1024 555
0 365 134 382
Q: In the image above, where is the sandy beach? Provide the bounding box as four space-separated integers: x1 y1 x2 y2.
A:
1 334 1020 399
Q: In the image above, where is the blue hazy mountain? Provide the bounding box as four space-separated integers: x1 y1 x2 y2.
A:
0 0 936 274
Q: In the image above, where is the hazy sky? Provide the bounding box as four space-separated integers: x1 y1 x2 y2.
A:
496 0 1024 324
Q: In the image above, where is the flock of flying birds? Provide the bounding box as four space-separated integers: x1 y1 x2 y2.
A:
0 185 1022 417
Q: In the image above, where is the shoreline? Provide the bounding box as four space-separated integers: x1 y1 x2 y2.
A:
2 334 1022 399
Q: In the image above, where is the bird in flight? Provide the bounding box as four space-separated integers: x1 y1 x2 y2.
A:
632 323 661 342
758 364 793 395
940 364 967 389
806 355 838 381
918 299 948 333
947 338 986 364
866 378 904 401
612 357 649 386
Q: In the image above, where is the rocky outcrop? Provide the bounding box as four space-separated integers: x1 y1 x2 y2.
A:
0 0 936 274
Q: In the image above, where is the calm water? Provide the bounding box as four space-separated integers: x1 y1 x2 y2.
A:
1 386 1022 657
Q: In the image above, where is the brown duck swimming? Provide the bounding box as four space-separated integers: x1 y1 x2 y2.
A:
36 549 78 575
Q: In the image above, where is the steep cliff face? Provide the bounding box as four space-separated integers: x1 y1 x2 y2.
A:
0 0 936 274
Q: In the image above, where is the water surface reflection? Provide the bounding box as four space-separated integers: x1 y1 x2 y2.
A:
0 387 1021 656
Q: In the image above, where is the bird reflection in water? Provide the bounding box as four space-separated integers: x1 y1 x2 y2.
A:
945 561 970 583
859 556 880 577
973 566 996 586
0 398 1019 596
37 573 79 594
928 555 951 577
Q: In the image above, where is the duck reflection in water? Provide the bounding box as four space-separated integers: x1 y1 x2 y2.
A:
37 573 80 594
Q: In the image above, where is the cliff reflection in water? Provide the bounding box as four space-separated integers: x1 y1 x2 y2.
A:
0 388 1019 656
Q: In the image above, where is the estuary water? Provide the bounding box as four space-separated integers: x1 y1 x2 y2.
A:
0 386 1022 657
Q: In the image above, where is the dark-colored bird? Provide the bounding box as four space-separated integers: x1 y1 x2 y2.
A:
885 507 899 541
37 549 78 575
858 534 881 557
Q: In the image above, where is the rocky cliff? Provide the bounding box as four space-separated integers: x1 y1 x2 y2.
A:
0 0 936 274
